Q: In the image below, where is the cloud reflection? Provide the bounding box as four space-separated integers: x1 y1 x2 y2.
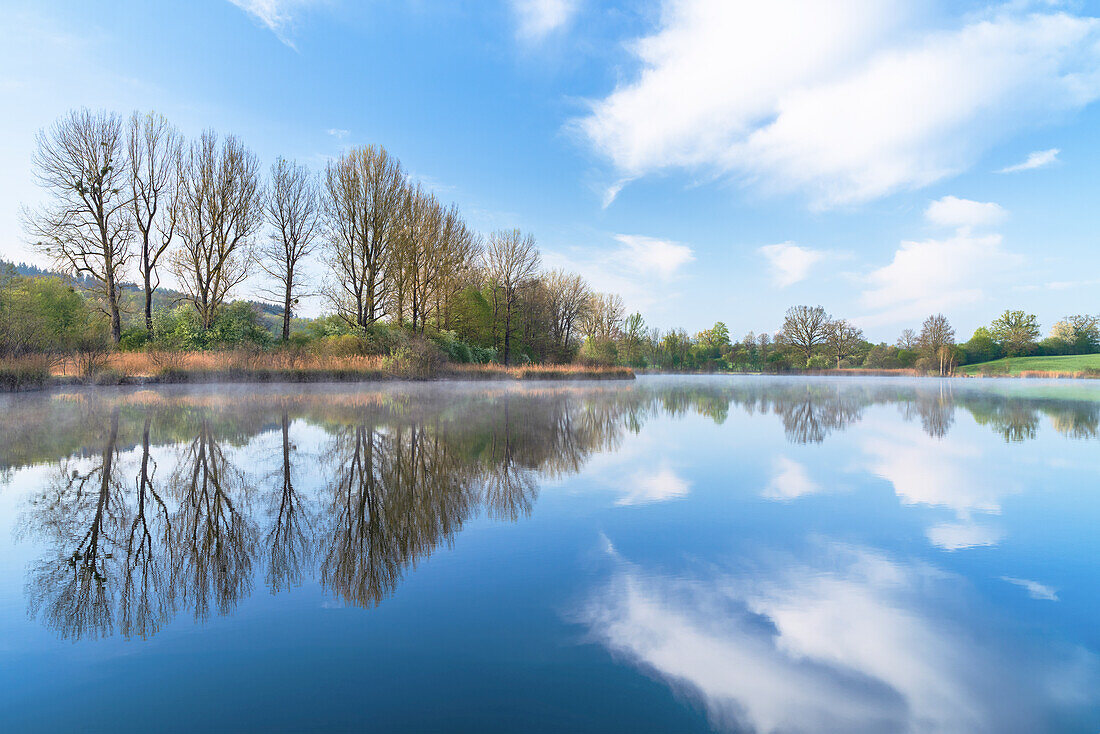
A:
582 543 1094 733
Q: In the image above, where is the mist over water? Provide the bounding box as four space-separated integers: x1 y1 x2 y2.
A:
1 376 1098 733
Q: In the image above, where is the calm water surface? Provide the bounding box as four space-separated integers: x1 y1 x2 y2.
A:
1 376 1098 733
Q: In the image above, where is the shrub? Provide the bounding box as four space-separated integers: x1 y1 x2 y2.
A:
118 327 149 351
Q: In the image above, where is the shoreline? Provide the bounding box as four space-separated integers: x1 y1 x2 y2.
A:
0 365 637 393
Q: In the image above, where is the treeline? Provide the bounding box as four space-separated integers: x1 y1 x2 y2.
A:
572 306 1100 374
9 108 621 366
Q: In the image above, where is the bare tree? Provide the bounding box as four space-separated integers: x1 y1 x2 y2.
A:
826 319 865 368
24 109 133 342
485 229 540 365
919 313 956 376
896 328 918 350
431 203 479 330
544 269 591 359
392 184 445 332
582 292 625 341
782 305 831 366
171 131 264 330
321 146 406 329
128 111 183 334
261 157 320 340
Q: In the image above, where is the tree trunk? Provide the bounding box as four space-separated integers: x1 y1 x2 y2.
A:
144 266 154 335
282 279 292 341
106 271 122 343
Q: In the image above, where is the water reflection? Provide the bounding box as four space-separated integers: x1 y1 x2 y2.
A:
584 542 1096 734
3 378 1099 644
10 386 636 639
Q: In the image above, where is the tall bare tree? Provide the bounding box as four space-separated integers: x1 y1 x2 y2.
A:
485 229 540 365
392 184 444 332
431 203 479 330
896 328 918 350
128 111 183 335
919 313 956 376
782 305 831 366
321 146 406 329
544 269 590 359
582 292 625 342
261 157 320 340
171 131 264 330
25 109 133 342
826 319 864 368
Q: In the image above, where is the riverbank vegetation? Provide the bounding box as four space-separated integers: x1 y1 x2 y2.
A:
3 107 1098 389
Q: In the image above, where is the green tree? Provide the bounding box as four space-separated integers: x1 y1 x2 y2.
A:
989 310 1040 357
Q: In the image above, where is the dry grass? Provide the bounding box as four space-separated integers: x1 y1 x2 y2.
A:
43 350 635 386
0 355 53 390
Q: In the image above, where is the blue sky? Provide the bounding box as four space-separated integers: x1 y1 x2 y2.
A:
2 0 1100 341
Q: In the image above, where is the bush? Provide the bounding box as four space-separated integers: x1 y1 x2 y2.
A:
118 327 149 351
805 354 831 370
152 302 274 350
578 338 619 367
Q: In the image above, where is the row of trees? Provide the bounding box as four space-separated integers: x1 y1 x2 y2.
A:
568 305 1099 374
21 109 625 364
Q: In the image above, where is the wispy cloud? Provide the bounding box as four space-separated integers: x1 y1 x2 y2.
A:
227 0 317 49
576 2 1100 207
616 465 691 506
1001 576 1059 601
543 234 694 316
326 128 349 139
998 148 1059 173
762 456 821 500
512 0 579 41
758 242 826 287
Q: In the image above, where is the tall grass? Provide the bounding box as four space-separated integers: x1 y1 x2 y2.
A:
46 350 636 385
0 356 52 390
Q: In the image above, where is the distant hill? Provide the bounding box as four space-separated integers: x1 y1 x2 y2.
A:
2 259 286 332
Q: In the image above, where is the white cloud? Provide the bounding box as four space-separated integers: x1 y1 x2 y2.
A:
228 0 315 48
326 128 349 139
613 234 695 280
924 196 1007 230
762 456 820 500
543 233 694 314
758 242 827 287
1001 576 1059 601
583 544 1094 733
926 522 1005 551
512 0 578 40
616 465 691 505
860 418 1022 550
859 200 1023 326
860 230 1023 325
577 2 1100 207
998 147 1060 173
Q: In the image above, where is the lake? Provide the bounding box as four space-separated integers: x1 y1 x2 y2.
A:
1 376 1098 733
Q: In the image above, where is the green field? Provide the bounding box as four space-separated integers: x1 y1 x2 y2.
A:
959 353 1100 376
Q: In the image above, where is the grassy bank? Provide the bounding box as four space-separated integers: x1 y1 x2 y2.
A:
958 353 1100 377
1 350 634 390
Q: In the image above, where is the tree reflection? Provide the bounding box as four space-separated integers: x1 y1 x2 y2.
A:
22 408 124 640
13 380 1100 641
168 419 257 621
264 411 313 594
120 415 173 639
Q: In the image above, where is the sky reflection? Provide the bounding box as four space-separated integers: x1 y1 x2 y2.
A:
1 378 1098 732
